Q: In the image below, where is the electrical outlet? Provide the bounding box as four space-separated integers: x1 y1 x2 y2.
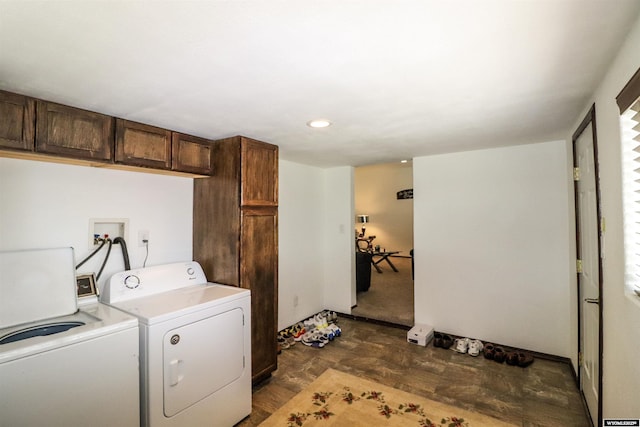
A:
138 230 150 247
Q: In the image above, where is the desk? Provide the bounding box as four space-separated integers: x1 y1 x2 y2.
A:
371 251 399 273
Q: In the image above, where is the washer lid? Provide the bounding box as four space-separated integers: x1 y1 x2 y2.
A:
0 303 138 364
107 283 249 325
0 247 77 329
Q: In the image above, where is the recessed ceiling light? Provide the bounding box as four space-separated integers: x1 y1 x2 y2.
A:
400 160 408 163
307 119 331 128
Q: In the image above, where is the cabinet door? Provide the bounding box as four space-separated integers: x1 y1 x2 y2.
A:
36 100 113 160
0 91 35 151
115 119 171 169
241 138 278 207
172 133 214 175
240 207 278 383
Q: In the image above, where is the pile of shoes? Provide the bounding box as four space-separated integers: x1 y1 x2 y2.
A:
278 311 341 350
432 332 535 367
450 337 485 357
484 343 534 367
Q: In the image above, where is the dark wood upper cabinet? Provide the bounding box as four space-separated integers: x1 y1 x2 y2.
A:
36 100 114 161
115 119 172 169
1 90 214 176
172 132 213 175
0 91 35 151
241 138 278 206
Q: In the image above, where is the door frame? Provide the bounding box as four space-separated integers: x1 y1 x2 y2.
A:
571 104 603 426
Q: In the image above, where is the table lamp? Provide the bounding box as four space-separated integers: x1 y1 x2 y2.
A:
357 215 369 237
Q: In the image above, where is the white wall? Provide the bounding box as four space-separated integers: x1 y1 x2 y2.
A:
573 12 640 417
322 166 356 312
355 162 413 254
413 140 573 357
278 163 355 327
0 157 193 292
0 155 354 335
277 159 325 330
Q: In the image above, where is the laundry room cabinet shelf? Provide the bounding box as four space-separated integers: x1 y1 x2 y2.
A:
193 135 278 384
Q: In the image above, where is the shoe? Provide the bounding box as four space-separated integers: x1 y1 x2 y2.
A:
278 330 296 347
316 314 329 329
506 351 519 365
484 343 495 360
441 334 454 349
321 310 338 323
292 326 306 341
303 317 316 330
517 352 534 367
467 339 483 357
433 332 443 348
326 323 341 337
320 330 335 341
493 347 506 363
277 335 290 350
452 338 469 354
301 331 327 348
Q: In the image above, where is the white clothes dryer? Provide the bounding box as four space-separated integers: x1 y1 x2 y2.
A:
102 261 251 427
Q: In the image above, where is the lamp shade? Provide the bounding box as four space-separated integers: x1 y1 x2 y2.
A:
357 215 369 224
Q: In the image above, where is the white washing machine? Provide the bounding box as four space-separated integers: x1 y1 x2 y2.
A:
0 247 140 427
101 261 251 427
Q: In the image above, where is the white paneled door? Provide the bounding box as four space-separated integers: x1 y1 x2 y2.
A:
574 117 601 426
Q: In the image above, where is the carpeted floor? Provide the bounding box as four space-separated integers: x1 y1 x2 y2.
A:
351 256 414 326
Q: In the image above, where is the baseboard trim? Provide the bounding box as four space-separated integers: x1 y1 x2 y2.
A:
336 312 412 331
569 359 579 386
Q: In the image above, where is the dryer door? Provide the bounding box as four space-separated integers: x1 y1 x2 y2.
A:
163 307 246 417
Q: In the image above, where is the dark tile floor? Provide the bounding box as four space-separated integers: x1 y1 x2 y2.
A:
237 317 591 427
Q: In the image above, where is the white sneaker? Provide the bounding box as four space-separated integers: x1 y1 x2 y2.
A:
452 338 469 353
468 339 484 357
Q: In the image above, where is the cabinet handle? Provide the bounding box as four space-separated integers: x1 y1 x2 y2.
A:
584 298 599 304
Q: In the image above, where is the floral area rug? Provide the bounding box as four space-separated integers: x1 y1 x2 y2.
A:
258 368 516 427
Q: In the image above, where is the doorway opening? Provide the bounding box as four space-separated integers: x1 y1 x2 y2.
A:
351 161 414 326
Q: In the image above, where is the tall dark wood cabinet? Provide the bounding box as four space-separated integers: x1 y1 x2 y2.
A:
193 136 278 384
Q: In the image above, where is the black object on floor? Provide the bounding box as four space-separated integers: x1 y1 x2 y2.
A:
410 248 414 280
356 251 372 292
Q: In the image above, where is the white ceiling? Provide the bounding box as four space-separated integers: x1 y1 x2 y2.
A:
1 1 639 168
